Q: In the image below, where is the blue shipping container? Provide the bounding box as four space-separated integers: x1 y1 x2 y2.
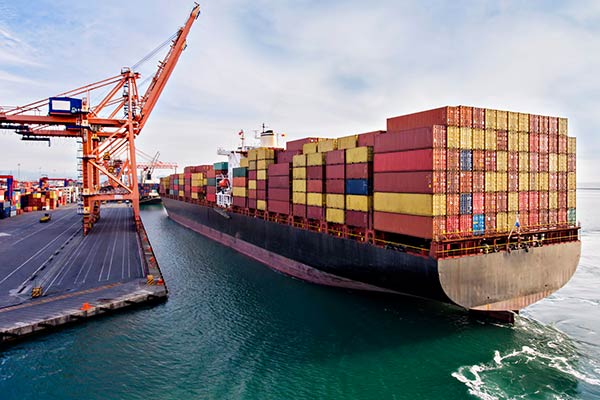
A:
346 179 370 195
473 214 485 235
460 150 473 171
460 193 473 215
49 97 83 115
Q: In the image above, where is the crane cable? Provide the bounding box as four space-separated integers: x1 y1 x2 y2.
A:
132 31 179 71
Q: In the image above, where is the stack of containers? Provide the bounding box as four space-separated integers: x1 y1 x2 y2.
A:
206 167 217 203
231 165 248 207
247 149 258 210
177 173 184 198
567 135 576 225
529 115 540 228
345 145 373 228
256 148 275 211
539 116 550 226
267 162 291 215
184 166 192 199
292 153 307 218
304 141 327 220
325 142 349 225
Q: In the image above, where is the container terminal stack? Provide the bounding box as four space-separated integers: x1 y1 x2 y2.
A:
161 106 580 323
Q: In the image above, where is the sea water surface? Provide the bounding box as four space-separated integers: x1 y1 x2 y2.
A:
1 190 599 399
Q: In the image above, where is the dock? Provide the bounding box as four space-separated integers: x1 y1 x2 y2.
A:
0 203 166 344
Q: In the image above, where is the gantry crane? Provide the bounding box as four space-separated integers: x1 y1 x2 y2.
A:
136 150 178 184
0 4 200 234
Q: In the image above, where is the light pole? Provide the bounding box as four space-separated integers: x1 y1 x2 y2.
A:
17 163 20 181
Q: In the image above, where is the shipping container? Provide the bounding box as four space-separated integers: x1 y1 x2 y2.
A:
375 125 446 152
287 137 319 152
447 126 460 149
485 109 497 129
373 149 446 172
473 107 485 129
345 210 369 228
326 179 345 194
387 106 459 131
373 192 443 216
326 208 344 224
346 179 370 195
373 171 444 194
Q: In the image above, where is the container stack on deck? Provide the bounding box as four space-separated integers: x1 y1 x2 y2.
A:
159 106 577 257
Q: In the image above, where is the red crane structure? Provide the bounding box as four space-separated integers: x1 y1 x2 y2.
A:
0 4 200 234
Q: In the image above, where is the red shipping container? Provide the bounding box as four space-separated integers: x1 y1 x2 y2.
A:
519 192 529 211
485 214 496 232
459 105 473 127
232 196 247 208
257 180 267 191
346 163 370 179
447 149 460 170
520 212 529 227
268 200 290 215
549 134 558 153
549 209 558 225
248 170 257 180
268 163 291 176
529 114 540 134
206 193 216 202
568 155 576 171
558 136 568 154
257 189 267 199
508 152 519 171
460 171 472 192
326 179 345 194
346 210 369 228
248 198 257 209
508 172 518 191
539 209 549 225
539 153 549 171
539 133 549 153
374 212 436 239
473 150 485 171
374 171 443 194
549 117 558 135
326 164 345 179
539 116 549 134
529 191 539 211
497 192 508 212
460 215 472 233
446 215 460 234
233 177 247 187
307 206 324 220
375 125 446 153
558 191 567 209
386 106 459 131
207 186 217 194
529 210 539 227
558 208 567 224
276 150 301 164
473 107 485 129
558 172 567 191
529 133 539 152
447 194 460 215
473 172 485 192
293 204 306 218
484 151 497 171
268 188 290 202
549 173 558 191
539 192 549 209
207 169 216 179
485 192 497 213
373 149 442 172
306 166 324 180
473 193 484 213
307 180 324 192
357 130 385 147
326 149 345 165
529 153 539 172
497 131 508 151
286 137 319 152
268 176 290 189
447 172 460 194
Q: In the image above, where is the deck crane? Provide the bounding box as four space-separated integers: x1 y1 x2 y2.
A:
0 4 200 234
136 150 178 184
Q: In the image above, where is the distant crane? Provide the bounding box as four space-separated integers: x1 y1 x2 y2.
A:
0 4 201 234
136 149 178 185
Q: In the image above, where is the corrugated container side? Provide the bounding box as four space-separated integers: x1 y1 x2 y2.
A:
326 194 345 209
447 194 460 215
373 192 436 216
460 127 472 149
518 112 529 132
307 193 325 207
459 105 473 127
307 179 324 192
447 126 460 149
307 152 326 166
497 192 508 212
485 192 497 213
485 109 497 129
346 179 370 195
346 195 372 212
485 129 497 150
473 150 485 171
374 212 436 239
292 192 306 204
386 106 458 131
303 142 319 154
373 149 436 172
549 117 559 135
558 118 568 136
374 171 443 194
307 206 324 220
529 114 540 134
268 200 290 215
447 171 460 193
326 149 345 165
326 164 345 180
473 172 485 192
497 130 508 151
472 128 485 150
286 137 319 152
306 166 324 180
447 149 460 170
293 204 306 218
460 171 473 193
485 172 496 192
345 210 369 228
346 147 373 164
508 131 519 152
508 112 519 131
375 125 446 152
326 208 345 224
326 179 345 194
345 163 371 179
337 135 358 150
317 139 337 153
473 107 485 129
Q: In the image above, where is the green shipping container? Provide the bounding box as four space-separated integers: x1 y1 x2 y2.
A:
213 162 229 171
233 167 248 177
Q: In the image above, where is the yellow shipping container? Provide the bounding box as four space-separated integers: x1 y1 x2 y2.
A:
346 195 372 212
257 159 274 170
303 142 319 154
508 212 518 229
257 170 267 180
485 109 497 129
529 173 538 191
203 178 208 186
519 172 529 191
508 192 519 211
519 152 529 171
568 172 576 190
518 113 529 132
568 137 576 154
447 126 460 149
508 111 519 131
346 147 372 164
460 127 472 149
191 193 199 199
292 180 306 192
293 154 307 167
257 147 275 160
497 110 508 131
558 118 568 136
549 191 558 209
307 193 324 207
247 149 258 161
508 131 519 151
248 180 257 190
518 132 529 152
232 187 247 197
317 139 337 153
538 172 549 191
558 154 567 172
293 192 306 204
306 152 326 166
325 194 345 209
373 193 444 216
257 200 267 210
337 135 358 150
293 167 306 179
497 151 508 172
485 172 497 192
178 190 184 197
240 158 249 168
326 208 345 224
484 129 497 150
249 160 257 170
472 128 485 150
567 190 576 208
549 153 558 172
496 212 509 232
496 172 508 192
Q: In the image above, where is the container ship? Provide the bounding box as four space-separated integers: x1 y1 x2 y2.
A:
159 106 580 321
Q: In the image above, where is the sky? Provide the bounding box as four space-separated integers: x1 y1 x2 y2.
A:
0 0 599 183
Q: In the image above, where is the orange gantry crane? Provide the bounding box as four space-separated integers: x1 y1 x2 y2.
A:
0 4 200 234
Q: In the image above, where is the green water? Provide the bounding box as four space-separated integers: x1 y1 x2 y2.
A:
1 192 600 399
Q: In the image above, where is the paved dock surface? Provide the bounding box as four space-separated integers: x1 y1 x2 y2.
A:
0 204 144 308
